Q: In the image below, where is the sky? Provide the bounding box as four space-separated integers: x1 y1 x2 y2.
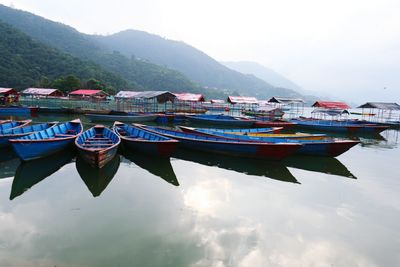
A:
1 0 399 102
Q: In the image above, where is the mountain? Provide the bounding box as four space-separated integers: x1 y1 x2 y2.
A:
93 30 302 98
0 4 199 94
0 21 129 91
221 61 305 93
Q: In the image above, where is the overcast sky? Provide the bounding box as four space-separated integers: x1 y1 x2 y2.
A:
1 0 399 102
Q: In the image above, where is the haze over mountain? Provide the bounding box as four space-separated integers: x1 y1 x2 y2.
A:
94 30 301 98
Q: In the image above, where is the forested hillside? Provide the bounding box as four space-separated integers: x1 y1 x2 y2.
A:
0 5 200 94
0 22 129 93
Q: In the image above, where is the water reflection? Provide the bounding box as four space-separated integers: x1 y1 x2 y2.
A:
121 150 179 186
172 149 299 184
76 154 120 197
10 149 75 200
0 147 20 179
283 155 357 179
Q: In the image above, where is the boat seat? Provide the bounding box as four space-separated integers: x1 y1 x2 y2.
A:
87 137 110 140
82 143 112 147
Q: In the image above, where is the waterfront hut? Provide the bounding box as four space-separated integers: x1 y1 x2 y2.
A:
173 93 206 113
357 102 400 123
22 88 64 98
115 91 176 112
68 89 108 101
311 101 351 119
227 96 259 114
268 96 305 117
0 88 19 104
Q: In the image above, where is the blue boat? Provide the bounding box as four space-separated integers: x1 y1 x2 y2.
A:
9 119 83 161
0 106 32 115
184 128 360 157
75 125 121 168
113 122 179 157
0 122 58 147
186 114 256 127
0 120 32 132
137 124 302 160
85 113 158 122
292 119 389 134
179 126 282 135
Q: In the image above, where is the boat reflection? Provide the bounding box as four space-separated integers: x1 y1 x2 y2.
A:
76 154 120 197
283 155 357 179
172 149 299 184
121 150 179 186
10 149 75 200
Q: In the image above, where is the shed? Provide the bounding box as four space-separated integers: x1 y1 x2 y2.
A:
268 97 305 104
0 88 19 103
69 89 108 100
115 91 176 103
22 88 64 97
357 102 400 110
312 101 350 109
227 96 258 104
0 88 18 96
174 93 205 102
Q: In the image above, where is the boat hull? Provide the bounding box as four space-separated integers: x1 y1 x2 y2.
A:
140 125 301 160
183 128 360 157
11 138 75 161
76 126 121 168
187 115 255 127
85 113 158 122
114 122 178 157
293 121 389 134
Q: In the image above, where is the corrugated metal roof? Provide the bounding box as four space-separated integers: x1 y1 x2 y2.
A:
227 96 258 104
22 88 61 95
174 93 205 102
312 101 350 109
357 102 400 110
0 88 17 94
69 89 108 96
115 91 174 99
268 96 305 104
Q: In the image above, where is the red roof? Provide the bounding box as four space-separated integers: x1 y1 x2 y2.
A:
69 89 107 96
312 101 350 109
0 88 18 95
174 93 205 102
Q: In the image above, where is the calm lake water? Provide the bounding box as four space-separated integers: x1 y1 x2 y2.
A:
0 114 399 267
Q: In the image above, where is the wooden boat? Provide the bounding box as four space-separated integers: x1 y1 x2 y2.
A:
0 120 32 132
76 154 120 197
183 128 360 157
113 122 179 157
0 122 58 147
186 114 256 127
9 149 75 200
179 126 282 135
138 125 302 160
292 119 389 134
253 120 297 129
0 106 32 115
75 125 121 168
85 113 158 122
226 132 327 140
9 119 83 161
